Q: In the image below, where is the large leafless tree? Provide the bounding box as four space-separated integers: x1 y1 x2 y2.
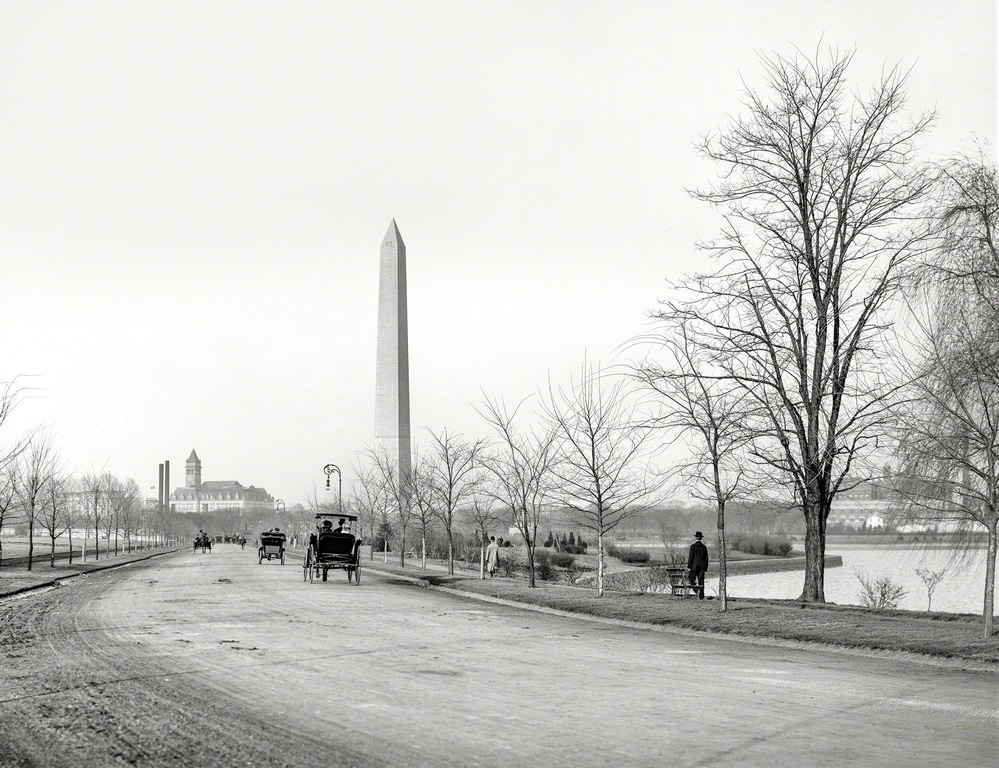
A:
671 47 935 602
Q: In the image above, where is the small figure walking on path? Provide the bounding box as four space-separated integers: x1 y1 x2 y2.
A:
485 536 500 577
688 531 709 600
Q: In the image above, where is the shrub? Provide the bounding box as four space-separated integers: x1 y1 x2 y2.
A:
534 549 556 581
549 551 576 568
729 533 793 556
855 570 906 610
561 544 586 555
605 543 650 564
498 551 519 577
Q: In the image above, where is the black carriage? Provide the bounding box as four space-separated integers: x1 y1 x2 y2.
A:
258 531 286 564
194 533 212 553
303 512 361 584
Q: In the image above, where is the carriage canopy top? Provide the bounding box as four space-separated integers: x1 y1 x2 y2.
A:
314 512 358 522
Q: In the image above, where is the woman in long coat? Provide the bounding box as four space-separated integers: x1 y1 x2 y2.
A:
485 536 500 577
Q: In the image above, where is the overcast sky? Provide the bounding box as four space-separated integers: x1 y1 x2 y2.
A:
1 1 995 505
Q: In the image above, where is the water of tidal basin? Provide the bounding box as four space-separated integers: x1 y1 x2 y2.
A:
723 546 990 614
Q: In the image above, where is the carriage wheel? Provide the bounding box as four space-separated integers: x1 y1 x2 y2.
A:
322 567 328 582
303 551 310 582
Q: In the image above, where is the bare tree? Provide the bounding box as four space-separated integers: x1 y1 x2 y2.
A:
0 462 19 568
366 445 414 566
102 474 124 557
15 432 58 571
115 479 143 554
478 394 557 588
463 491 504 579
80 472 108 561
672 47 935 602
350 459 388 561
633 322 756 609
544 361 664 596
425 428 487 576
39 468 71 567
409 452 437 569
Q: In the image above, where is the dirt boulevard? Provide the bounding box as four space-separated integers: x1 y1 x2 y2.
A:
1 546 995 767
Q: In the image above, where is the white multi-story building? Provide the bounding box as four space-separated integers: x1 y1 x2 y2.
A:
169 449 274 515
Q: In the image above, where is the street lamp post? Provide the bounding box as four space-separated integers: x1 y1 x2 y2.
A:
275 499 286 515
324 463 343 516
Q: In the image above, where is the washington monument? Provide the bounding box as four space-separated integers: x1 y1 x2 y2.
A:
375 219 412 492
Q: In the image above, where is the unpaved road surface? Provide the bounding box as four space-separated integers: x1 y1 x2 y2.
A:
1 547 996 767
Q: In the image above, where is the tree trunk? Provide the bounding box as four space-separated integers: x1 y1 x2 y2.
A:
50 535 56 567
799 500 827 602
526 541 536 588
68 532 74 564
27 524 34 572
984 520 997 639
597 531 604 598
447 530 454 576
717 500 727 611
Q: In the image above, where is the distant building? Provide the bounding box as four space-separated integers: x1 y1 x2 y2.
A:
826 476 892 530
169 449 274 515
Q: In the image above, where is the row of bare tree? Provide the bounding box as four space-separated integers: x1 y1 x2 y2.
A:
302 362 664 599
0 427 185 571
331 48 998 639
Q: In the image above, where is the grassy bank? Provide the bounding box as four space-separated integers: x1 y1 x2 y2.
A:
365 560 999 666
0 546 179 596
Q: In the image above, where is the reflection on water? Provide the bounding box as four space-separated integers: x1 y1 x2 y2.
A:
723 546 989 614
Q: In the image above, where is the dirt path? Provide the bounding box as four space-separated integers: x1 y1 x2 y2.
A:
1 547 996 767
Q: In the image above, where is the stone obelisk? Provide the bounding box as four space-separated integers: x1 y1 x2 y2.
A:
375 220 412 491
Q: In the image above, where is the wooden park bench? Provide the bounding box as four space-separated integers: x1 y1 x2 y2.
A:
665 566 703 597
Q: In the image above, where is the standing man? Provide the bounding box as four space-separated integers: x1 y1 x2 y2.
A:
687 531 709 600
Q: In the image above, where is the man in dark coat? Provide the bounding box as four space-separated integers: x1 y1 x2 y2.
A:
687 531 709 600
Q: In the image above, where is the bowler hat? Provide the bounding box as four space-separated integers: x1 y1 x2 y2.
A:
694 531 703 539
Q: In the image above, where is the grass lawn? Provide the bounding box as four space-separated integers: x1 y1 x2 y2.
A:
366 559 999 667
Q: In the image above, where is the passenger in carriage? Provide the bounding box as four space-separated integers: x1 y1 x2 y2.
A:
333 518 347 534
311 519 333 549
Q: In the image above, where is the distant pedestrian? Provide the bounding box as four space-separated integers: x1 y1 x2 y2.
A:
485 536 500 577
687 531 709 600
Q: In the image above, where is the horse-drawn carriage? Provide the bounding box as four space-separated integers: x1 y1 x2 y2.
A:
194 532 212 553
303 512 361 584
258 530 286 564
